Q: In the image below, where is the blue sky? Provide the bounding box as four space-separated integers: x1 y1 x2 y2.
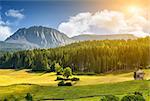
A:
0 0 149 40
1 1 86 30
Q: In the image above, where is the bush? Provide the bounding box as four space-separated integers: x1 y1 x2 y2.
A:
55 63 63 75
65 82 72 86
56 77 71 81
71 77 80 81
58 80 65 86
3 98 8 101
58 81 72 86
25 93 33 101
63 67 72 78
121 94 145 101
134 91 143 96
101 95 119 101
56 76 64 80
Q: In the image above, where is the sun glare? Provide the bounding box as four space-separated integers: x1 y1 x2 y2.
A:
128 6 141 14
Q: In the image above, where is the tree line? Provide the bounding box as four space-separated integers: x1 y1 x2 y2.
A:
0 37 150 73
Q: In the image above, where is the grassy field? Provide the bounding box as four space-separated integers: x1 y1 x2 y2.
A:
0 69 149 100
0 80 149 100
0 69 150 86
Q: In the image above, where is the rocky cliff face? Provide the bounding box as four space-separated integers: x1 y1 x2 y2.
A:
5 26 73 48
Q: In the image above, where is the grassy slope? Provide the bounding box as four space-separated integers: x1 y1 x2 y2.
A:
0 69 149 86
0 69 149 100
0 80 149 100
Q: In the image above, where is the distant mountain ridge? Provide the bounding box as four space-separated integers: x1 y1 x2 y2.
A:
71 34 137 41
0 26 137 51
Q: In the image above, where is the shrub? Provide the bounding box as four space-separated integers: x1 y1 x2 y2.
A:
55 63 63 75
3 98 8 101
56 76 64 80
65 82 72 86
101 95 119 101
63 67 72 78
58 81 72 86
58 80 65 86
71 77 80 81
134 91 143 96
25 93 33 101
121 94 145 101
56 77 71 81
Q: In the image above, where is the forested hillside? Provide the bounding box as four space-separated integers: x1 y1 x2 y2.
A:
0 37 150 73
0 51 7 57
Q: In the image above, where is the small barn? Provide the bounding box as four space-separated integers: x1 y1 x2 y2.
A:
134 69 144 80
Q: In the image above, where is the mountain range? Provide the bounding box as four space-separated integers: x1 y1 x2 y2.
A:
0 26 137 51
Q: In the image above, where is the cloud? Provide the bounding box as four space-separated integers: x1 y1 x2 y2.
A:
0 25 11 41
58 12 92 37
5 9 25 20
58 10 150 37
0 8 25 41
0 14 12 41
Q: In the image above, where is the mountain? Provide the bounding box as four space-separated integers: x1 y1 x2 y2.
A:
5 26 73 48
0 26 137 52
71 34 137 41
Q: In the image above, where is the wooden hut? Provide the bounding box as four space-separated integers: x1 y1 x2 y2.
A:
134 69 144 80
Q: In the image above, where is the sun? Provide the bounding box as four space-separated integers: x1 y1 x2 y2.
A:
128 6 141 14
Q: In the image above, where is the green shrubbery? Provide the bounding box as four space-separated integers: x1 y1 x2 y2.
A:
56 76 64 80
56 76 80 81
3 98 8 101
55 63 63 75
25 93 33 101
58 80 65 86
56 67 80 86
58 80 72 86
100 92 145 101
121 92 145 101
65 82 72 86
71 77 80 81
63 67 72 78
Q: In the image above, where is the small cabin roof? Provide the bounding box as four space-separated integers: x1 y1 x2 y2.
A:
136 69 144 74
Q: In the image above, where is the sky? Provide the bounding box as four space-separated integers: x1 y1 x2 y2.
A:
0 0 150 41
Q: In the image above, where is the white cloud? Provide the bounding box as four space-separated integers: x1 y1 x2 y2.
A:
58 12 92 37
0 8 25 41
0 25 11 41
58 10 150 37
5 9 24 20
0 15 12 41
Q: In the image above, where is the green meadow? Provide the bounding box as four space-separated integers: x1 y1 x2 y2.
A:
0 69 149 100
